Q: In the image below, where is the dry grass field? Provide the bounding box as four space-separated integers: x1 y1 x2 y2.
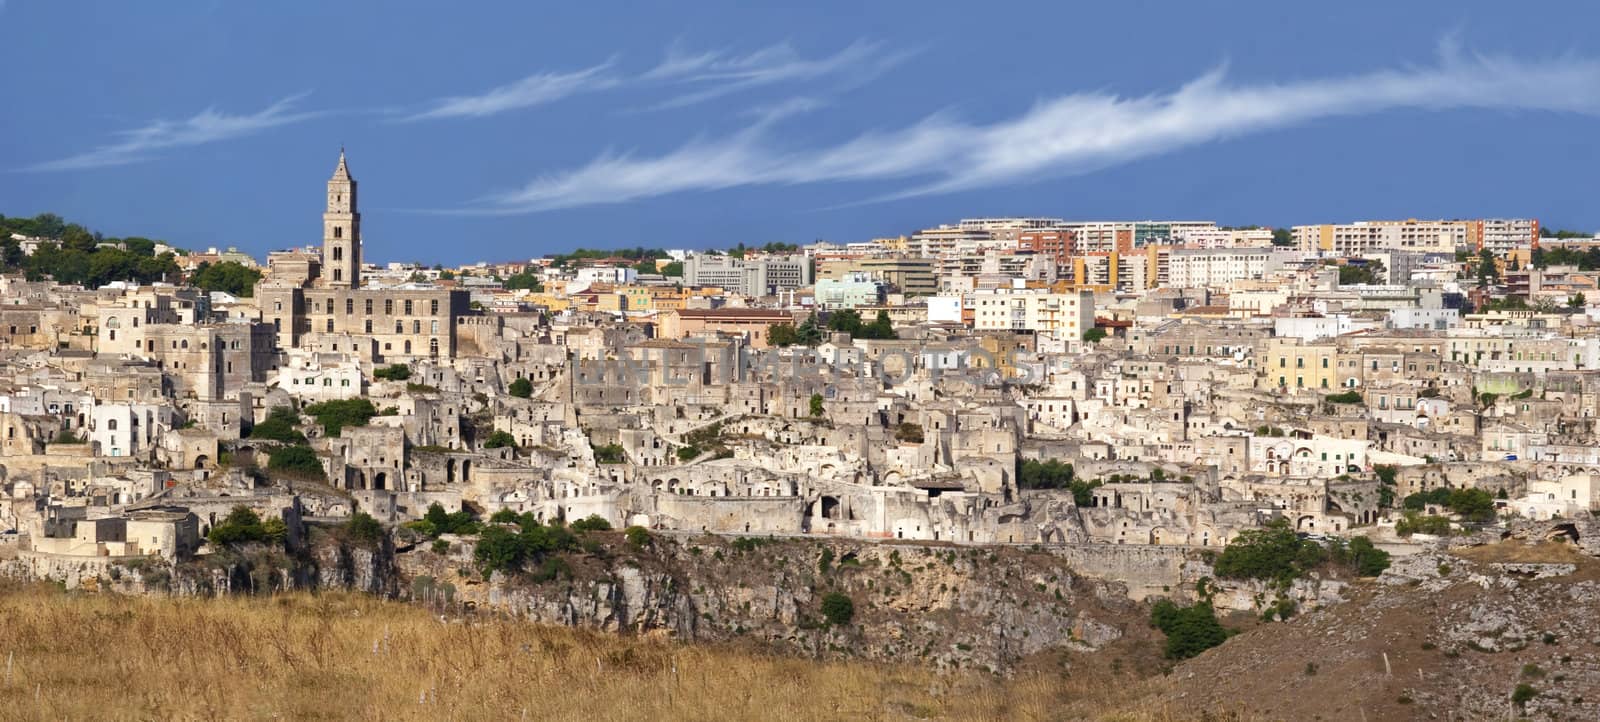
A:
0 583 1204 722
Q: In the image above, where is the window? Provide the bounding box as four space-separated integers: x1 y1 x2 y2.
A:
412 320 421 334
333 228 343 241
395 320 403 333
346 299 354 315
108 420 118 431
326 319 334 332
364 320 372 333
333 269 342 282
384 299 393 315
430 299 439 315
404 300 414 315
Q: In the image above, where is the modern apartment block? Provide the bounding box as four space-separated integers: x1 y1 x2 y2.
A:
1471 218 1540 255
682 253 812 297
1293 218 1538 256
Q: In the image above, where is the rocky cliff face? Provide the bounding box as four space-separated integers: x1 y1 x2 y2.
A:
395 535 1146 673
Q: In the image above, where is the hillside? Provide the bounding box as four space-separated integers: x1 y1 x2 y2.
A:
1155 539 1600 720
0 582 1183 722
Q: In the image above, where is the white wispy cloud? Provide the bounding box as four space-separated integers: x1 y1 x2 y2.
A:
401 61 621 121
642 39 914 110
405 40 907 121
26 93 320 171
467 47 1600 214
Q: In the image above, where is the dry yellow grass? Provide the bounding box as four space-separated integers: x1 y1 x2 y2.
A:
0 582 1202 721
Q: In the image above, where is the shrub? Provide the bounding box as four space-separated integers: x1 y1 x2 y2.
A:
1512 683 1538 707
483 430 517 449
1150 599 1228 659
821 592 855 626
1213 519 1322 582
1395 512 1453 537
431 539 451 555
1082 327 1107 343
423 503 479 537
372 364 411 381
474 525 525 576
508 378 533 398
570 515 612 533
345 512 385 545
530 556 572 583
677 445 701 461
250 406 306 443
818 547 834 574
302 398 378 437
809 393 824 417
1327 535 1391 576
267 445 323 478
894 422 924 444
208 507 270 546
1324 390 1364 404
261 517 288 545
625 526 652 548
593 443 626 464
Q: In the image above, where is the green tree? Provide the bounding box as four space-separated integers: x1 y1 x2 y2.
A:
1570 292 1587 309
267 445 324 478
827 309 863 335
508 378 533 398
593 443 626 464
345 512 385 545
570 515 612 532
1082 327 1107 343
856 310 897 340
250 406 306 443
302 398 378 436
261 517 289 545
483 430 517 449
1477 249 1499 286
207 507 271 546
795 313 824 346
503 271 544 291
767 323 801 347
1213 519 1323 582
820 592 855 626
1150 599 1227 659
809 393 825 417
189 261 263 297
1271 228 1294 247
372 364 412 381
661 261 684 277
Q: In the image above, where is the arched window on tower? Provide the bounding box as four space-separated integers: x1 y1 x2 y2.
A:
333 228 343 241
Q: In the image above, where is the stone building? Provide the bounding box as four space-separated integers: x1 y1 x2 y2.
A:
255 151 472 360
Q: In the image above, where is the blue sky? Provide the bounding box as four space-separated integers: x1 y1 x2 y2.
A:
2 0 1597 264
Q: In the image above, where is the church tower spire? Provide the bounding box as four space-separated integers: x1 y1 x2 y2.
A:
323 148 361 288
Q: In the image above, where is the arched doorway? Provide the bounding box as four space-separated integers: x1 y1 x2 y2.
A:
373 471 387 490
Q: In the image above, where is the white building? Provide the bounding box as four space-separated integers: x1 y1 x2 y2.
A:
89 403 167 458
273 349 365 402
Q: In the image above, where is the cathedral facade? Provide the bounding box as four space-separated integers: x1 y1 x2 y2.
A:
256 151 471 360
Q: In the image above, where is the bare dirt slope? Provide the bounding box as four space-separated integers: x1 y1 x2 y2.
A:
1158 540 1600 721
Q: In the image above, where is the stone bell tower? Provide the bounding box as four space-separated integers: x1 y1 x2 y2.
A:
322 148 361 288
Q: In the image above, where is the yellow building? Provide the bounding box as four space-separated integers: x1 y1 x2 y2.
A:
1265 339 1338 390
